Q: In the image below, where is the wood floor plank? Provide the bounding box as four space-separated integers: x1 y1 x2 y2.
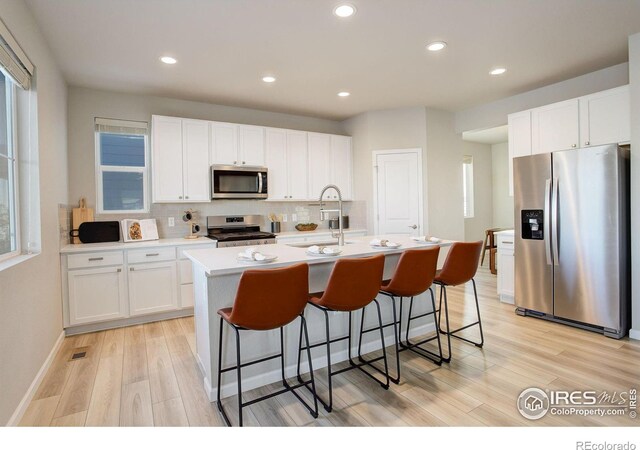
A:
85 355 123 426
50 411 87 427
143 322 164 340
122 343 148 385
19 395 60 426
101 328 125 358
120 380 154 426
145 337 181 404
124 324 146 345
33 335 82 400
152 398 189 426
53 331 106 418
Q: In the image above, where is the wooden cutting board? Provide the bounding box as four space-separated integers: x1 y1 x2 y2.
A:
72 198 94 244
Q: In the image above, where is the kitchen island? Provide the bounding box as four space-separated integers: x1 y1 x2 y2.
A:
185 235 452 401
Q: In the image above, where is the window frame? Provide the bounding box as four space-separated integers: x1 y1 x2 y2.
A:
0 77 19 264
94 129 149 214
463 155 475 219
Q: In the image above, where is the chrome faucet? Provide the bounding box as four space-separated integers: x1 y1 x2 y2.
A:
318 184 344 247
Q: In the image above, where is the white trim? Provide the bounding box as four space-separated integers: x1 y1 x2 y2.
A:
371 148 425 236
629 329 640 341
6 330 65 426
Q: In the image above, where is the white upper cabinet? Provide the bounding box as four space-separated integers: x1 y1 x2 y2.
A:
265 128 308 200
308 133 332 200
308 133 353 201
210 122 238 165
330 135 353 201
238 125 265 166
152 116 184 202
209 123 265 167
507 110 532 195
531 99 580 154
579 85 630 147
152 115 211 203
182 119 210 201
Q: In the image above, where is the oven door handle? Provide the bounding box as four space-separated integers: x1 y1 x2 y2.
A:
258 173 264 193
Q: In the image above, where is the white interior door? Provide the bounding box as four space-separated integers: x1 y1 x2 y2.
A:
374 149 423 235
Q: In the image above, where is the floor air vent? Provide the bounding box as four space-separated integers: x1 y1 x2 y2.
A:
69 347 89 361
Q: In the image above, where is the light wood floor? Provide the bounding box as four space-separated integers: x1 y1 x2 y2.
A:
20 266 640 426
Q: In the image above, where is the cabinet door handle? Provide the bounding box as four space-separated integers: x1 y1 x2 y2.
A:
116 268 122 272
130 267 135 271
88 257 103 261
179 196 183 199
585 141 590 146
146 253 159 257
233 161 237 165
502 241 513 244
185 196 189 199
571 144 577 148
242 161 246 164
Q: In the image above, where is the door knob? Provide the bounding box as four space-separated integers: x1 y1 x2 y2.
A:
409 224 417 229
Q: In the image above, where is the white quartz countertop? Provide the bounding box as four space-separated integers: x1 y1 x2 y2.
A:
185 234 452 276
275 228 367 238
60 237 216 254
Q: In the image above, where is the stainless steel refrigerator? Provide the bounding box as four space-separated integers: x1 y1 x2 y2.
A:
513 144 630 339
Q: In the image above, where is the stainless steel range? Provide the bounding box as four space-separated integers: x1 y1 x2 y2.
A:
206 215 276 248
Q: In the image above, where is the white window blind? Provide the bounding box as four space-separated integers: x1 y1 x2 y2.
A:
0 18 33 90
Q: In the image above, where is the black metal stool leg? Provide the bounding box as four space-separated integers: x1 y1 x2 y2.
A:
296 311 305 384
216 316 232 426
323 309 333 412
472 279 485 347
399 291 444 365
373 299 390 389
430 288 444 360
388 295 402 384
234 326 243 427
438 285 453 363
300 316 319 417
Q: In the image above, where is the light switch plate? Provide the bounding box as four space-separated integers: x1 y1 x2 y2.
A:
168 217 175 227
282 214 288 222
291 213 297 222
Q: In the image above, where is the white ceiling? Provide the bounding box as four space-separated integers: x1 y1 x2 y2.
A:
463 125 508 145
25 0 640 120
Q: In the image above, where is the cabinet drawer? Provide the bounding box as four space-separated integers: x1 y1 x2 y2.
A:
497 235 515 250
177 243 216 260
67 251 124 269
127 247 176 264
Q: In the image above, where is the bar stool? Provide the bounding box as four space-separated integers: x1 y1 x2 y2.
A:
216 263 318 427
297 254 387 412
357 247 443 383
434 241 484 363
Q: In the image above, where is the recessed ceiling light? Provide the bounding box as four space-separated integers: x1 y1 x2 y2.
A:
160 56 177 65
334 4 356 18
426 41 447 52
490 67 507 75
337 91 350 97
262 76 276 83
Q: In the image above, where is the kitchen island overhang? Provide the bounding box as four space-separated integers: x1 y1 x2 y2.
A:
185 236 452 402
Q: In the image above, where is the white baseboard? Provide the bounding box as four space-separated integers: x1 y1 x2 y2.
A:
6 330 65 426
629 329 640 341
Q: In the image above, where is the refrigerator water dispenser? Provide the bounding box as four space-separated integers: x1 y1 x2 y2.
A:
521 210 543 240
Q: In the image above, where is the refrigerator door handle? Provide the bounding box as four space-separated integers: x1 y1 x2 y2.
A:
544 178 552 265
551 177 559 266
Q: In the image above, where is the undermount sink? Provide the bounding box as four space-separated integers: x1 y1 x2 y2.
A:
286 240 354 248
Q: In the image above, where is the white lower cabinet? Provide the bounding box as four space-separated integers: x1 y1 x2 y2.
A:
496 233 515 304
68 266 127 325
128 261 178 316
62 241 216 331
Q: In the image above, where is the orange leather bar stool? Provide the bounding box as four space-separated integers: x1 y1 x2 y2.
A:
358 247 443 384
216 263 318 427
434 241 484 363
296 254 387 412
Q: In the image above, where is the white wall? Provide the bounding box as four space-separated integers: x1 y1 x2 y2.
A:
455 63 629 134
491 142 514 229
68 86 345 205
0 0 68 424
629 33 640 339
463 142 493 242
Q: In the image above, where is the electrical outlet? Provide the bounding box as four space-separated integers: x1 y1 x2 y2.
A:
291 213 297 222
168 217 175 227
282 214 288 223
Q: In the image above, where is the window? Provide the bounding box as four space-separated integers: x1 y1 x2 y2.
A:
95 118 149 213
0 71 17 261
463 155 474 219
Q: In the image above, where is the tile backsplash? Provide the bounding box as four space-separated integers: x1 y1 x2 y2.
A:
57 200 367 244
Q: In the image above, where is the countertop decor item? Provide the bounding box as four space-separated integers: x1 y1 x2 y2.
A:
121 219 159 242
71 198 94 244
295 223 318 232
183 209 200 240
70 221 120 244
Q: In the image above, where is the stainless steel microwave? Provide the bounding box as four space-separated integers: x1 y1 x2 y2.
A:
210 165 268 199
